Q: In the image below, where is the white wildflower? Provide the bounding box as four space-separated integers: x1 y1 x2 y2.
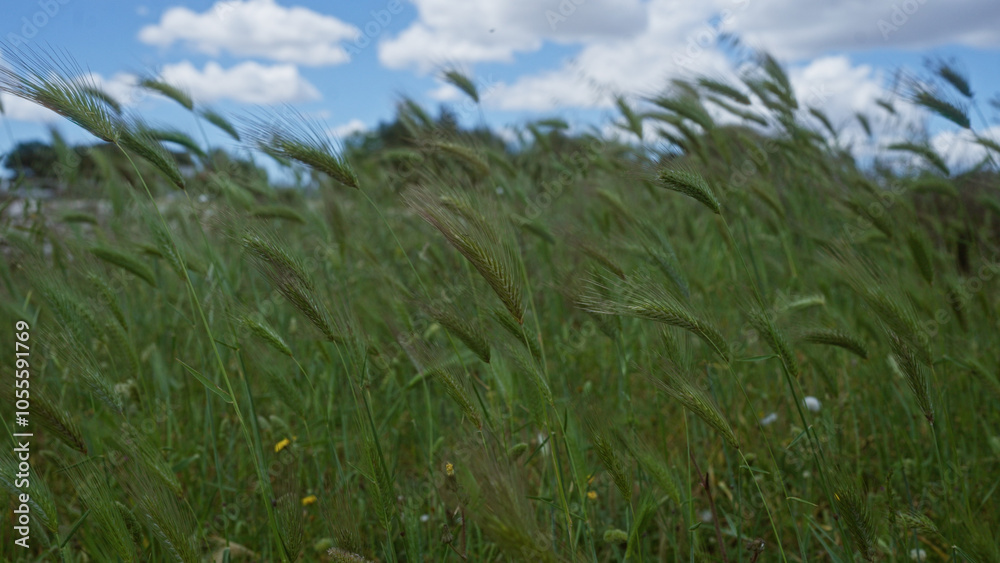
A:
803 396 821 412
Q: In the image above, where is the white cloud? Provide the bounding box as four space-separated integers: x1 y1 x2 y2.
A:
731 0 1000 60
139 0 361 66
479 1 730 111
328 118 366 138
789 56 892 129
931 125 1000 170
378 0 647 71
384 0 1000 113
0 93 60 123
160 61 320 104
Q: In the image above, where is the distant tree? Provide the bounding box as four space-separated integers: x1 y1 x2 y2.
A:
3 141 59 179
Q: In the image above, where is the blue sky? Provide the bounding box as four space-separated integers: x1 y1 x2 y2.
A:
2 0 999 172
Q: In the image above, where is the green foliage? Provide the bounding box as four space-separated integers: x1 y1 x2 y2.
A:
1 46 998 563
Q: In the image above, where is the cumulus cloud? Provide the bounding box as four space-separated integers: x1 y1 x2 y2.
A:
378 0 647 71
479 1 731 111
383 0 999 114
139 0 361 66
160 61 320 104
0 92 60 123
931 125 1000 170
732 0 1000 60
328 118 367 138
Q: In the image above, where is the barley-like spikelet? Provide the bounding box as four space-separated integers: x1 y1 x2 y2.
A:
442 69 479 103
80 360 125 414
910 86 969 129
842 197 894 239
634 221 690 299
427 366 482 429
614 95 644 139
750 182 784 219
88 245 157 287
35 276 100 345
322 494 369 559
887 142 950 176
199 107 240 141
650 95 714 130
148 219 186 278
0 45 121 142
509 347 553 409
137 77 193 110
143 127 206 158
798 328 869 359
59 210 99 224
856 112 873 138
648 364 738 449
241 110 359 189
428 140 491 180
906 230 934 285
973 136 1000 157
896 508 942 539
492 307 541 361
697 77 751 105
574 239 627 280
118 119 187 189
422 301 491 363
0 451 58 534
237 312 293 356
747 307 800 378
831 249 933 364
276 491 305 561
581 276 729 362
251 204 307 224
75 84 121 115
831 482 879 561
241 231 339 342
29 388 87 453
116 423 182 494
624 436 681 504
409 189 524 323
70 466 137 562
592 432 632 504
908 175 958 198
121 459 200 563
887 330 934 423
257 363 306 411
85 271 127 329
467 454 559 563
736 133 770 175
705 95 768 126
865 288 933 365
360 425 396 535
658 169 721 214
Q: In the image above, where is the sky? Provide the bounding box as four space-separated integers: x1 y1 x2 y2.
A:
2 0 999 174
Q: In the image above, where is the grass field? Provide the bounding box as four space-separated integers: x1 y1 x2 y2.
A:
1 47 999 562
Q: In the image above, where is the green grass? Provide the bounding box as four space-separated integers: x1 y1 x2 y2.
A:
1 48 999 562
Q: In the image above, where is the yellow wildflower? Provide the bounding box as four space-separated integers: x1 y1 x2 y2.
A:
301 495 318 506
445 462 454 476
587 491 597 500
274 438 291 453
